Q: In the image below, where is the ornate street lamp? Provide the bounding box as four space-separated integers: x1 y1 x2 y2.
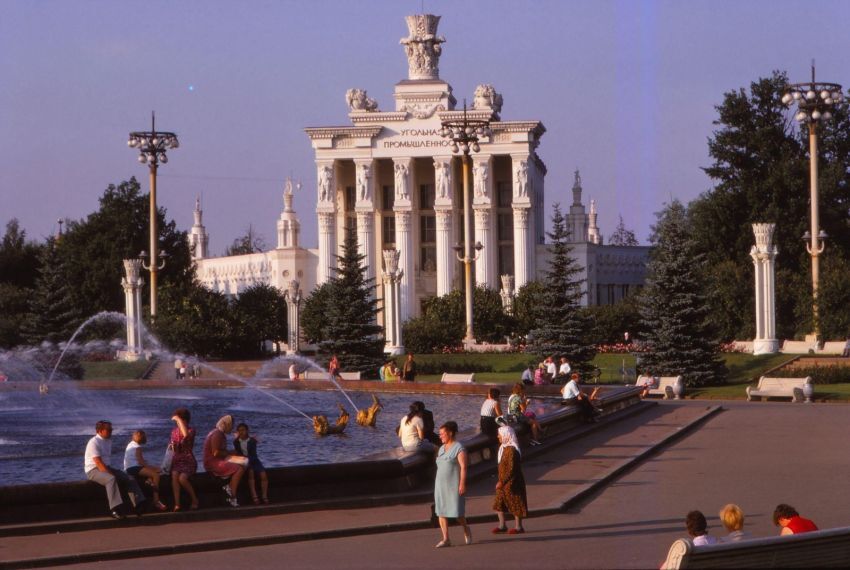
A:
440 102 491 344
781 64 844 339
127 112 179 321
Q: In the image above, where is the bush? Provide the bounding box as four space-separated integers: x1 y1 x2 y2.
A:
774 365 850 385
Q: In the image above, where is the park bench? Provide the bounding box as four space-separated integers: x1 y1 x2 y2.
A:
636 375 684 400
302 370 361 381
820 341 848 355
746 376 812 403
781 340 818 354
440 372 475 383
661 526 850 569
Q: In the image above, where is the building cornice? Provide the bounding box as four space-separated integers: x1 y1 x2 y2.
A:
304 126 384 140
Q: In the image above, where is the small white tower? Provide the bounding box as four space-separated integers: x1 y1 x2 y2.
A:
567 170 588 243
277 178 301 249
588 199 602 245
188 197 209 261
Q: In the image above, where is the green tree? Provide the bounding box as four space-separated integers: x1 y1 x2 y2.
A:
301 282 335 345
608 215 640 246
225 225 266 256
59 178 193 318
21 237 83 345
232 284 288 356
0 219 43 347
583 296 643 345
317 230 384 375
690 70 850 339
639 201 727 387
513 281 546 337
154 281 236 358
526 204 596 373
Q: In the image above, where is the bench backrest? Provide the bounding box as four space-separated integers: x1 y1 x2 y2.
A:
757 376 810 390
782 340 817 353
662 527 850 569
303 370 330 381
636 376 681 388
339 371 361 380
820 341 847 354
441 373 475 384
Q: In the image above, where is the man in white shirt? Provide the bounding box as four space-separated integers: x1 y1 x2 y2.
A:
556 357 571 382
560 373 598 423
84 420 146 519
545 357 557 382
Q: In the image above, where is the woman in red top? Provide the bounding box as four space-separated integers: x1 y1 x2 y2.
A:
203 415 246 507
773 503 818 535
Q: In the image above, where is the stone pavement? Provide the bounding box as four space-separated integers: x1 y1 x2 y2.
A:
5 400 850 569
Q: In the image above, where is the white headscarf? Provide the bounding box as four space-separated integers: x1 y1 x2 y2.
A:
497 425 521 463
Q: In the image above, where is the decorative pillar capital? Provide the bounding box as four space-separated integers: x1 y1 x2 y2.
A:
318 211 336 233
435 208 452 230
474 208 490 226
512 206 530 228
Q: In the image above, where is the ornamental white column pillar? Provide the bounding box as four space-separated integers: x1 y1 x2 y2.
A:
393 157 414 321
511 154 532 289
472 156 494 288
751 223 779 354
284 279 303 354
121 259 144 361
354 159 376 285
474 208 492 287
316 161 337 284
434 157 454 296
382 249 404 355
500 274 515 315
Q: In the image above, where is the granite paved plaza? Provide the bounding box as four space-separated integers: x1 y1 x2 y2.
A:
5 400 850 570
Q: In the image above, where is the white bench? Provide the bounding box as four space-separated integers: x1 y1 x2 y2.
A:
662 526 850 569
636 375 684 400
781 340 818 354
302 370 361 381
440 373 475 384
746 376 812 403
820 341 848 355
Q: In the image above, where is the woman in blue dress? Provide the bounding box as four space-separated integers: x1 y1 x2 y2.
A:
434 421 472 547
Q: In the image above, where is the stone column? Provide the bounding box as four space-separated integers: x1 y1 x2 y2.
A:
284 280 302 354
354 159 376 284
382 249 404 355
434 157 454 296
472 157 497 289
121 259 144 361
500 274 515 315
512 154 532 289
393 158 414 321
474 208 492 287
751 223 779 354
316 161 337 284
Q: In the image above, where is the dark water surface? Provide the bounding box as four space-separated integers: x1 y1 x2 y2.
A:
0 386 551 486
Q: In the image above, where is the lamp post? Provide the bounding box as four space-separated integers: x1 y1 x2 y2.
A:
128 112 179 321
440 102 491 344
781 64 843 339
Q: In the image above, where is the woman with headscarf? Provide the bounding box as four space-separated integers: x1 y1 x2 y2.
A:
491 425 528 535
202 415 246 507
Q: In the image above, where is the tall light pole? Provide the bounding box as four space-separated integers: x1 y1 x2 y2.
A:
127 112 179 321
440 102 491 344
782 64 844 339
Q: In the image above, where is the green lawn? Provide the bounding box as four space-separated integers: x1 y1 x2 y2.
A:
82 360 151 380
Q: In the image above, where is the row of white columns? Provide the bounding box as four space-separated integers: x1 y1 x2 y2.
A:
315 155 534 325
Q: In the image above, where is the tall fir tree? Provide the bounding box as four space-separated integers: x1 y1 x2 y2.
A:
317 229 385 375
22 237 83 345
527 204 596 373
639 201 727 387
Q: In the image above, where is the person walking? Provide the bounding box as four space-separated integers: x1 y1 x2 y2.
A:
433 421 472 548
84 420 146 519
492 425 528 535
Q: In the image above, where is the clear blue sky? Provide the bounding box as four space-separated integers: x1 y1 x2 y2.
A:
2 0 850 253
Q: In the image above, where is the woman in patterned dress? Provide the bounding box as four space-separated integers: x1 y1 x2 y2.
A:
433 421 472 548
169 407 199 511
492 425 528 534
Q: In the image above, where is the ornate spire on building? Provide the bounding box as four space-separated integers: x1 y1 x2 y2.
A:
188 196 209 261
588 199 602 245
400 14 445 81
567 169 588 243
277 177 301 249
571 169 583 206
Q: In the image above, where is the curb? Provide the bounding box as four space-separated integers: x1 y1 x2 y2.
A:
0 403 718 569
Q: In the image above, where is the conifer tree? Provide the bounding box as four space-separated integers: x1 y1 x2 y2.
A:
527 204 596 373
317 229 385 375
639 201 727 387
22 237 83 345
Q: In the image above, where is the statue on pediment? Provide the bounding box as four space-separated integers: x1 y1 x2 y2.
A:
514 161 528 198
346 89 379 112
472 84 503 115
394 162 409 201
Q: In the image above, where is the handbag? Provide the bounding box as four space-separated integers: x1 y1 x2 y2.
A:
160 444 174 474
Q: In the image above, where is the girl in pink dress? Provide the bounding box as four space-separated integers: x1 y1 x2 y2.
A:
170 407 199 511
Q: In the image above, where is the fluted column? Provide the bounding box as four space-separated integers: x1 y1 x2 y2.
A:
121 259 144 361
436 209 454 295
512 154 532 289
284 280 302 354
474 208 492 287
751 223 779 354
316 161 337 284
472 156 497 289
513 207 530 289
393 157 414 321
382 249 404 355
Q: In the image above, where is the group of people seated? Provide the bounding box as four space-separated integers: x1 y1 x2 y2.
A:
521 356 573 385
83 412 269 519
683 503 818 546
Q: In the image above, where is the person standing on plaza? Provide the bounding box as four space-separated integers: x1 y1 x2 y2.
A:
545 356 557 382
434 421 472 548
169 407 199 511
556 357 571 383
123 430 167 511
508 383 542 445
773 504 819 535
492 425 528 535
203 415 246 507
174 357 183 380
328 354 341 381
84 420 146 519
402 353 417 382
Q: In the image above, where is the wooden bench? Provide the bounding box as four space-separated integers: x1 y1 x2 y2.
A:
661 526 850 569
636 375 684 400
302 370 362 381
746 376 812 403
440 373 475 384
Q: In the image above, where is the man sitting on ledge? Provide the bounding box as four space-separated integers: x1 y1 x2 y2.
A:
84 420 146 519
560 373 600 423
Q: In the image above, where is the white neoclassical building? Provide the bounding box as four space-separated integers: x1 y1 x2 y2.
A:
192 13 650 349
